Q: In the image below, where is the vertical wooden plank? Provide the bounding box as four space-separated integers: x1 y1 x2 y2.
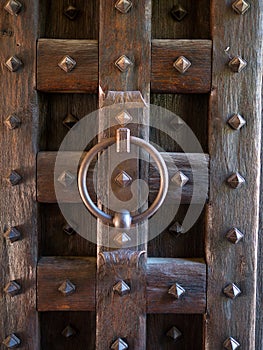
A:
0 1 40 349
97 1 151 349
206 1 263 349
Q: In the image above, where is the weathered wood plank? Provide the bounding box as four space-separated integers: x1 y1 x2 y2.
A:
206 1 263 349
37 257 206 314
151 39 212 93
0 1 40 348
37 39 98 93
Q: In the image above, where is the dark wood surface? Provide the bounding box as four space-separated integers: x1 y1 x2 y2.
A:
206 1 263 349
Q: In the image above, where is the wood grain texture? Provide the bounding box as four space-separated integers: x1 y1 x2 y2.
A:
37 39 98 93
206 1 263 349
151 39 212 93
0 1 40 348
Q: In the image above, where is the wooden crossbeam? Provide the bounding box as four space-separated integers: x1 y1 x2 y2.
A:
36 151 209 204
36 39 212 93
37 257 206 314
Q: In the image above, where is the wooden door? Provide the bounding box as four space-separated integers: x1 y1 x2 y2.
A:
0 0 262 349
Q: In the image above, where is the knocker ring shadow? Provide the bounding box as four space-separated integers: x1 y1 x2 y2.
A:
54 103 208 248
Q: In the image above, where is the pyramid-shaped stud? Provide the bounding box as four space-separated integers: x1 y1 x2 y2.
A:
169 222 184 235
228 113 246 130
64 5 79 20
63 113 79 129
58 280 76 296
227 172 245 189
4 115 21 130
226 227 244 244
57 170 76 187
115 171 132 187
173 56 191 74
171 4 188 21
4 0 22 15
232 0 250 14
168 283 186 299
63 224 76 236
2 333 21 348
229 56 247 73
3 227 21 243
114 232 131 246
171 171 189 187
115 111 133 125
62 325 77 338
166 326 182 341
4 281 21 297
223 337 240 350
115 0 133 13
113 280 130 296
5 56 23 72
111 338 129 350
223 283 241 299
58 55 76 73
115 55 133 72
9 170 22 186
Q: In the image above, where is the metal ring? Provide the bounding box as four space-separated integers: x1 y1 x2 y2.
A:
78 136 169 226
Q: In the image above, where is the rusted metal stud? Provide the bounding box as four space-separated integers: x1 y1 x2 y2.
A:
5 56 23 72
3 227 21 243
58 279 76 296
4 0 22 15
229 56 247 73
9 170 22 186
115 170 132 188
62 325 77 338
113 232 131 246
115 55 133 72
226 227 244 244
57 170 76 187
64 5 79 20
171 171 189 187
227 172 245 189
223 337 240 350
166 326 182 342
63 113 79 130
169 222 184 236
173 56 191 74
4 115 21 130
116 128 131 153
171 4 188 21
111 338 129 350
115 110 133 125
168 283 185 299
232 0 250 14
4 281 21 297
223 283 241 299
58 55 76 73
115 0 133 13
228 113 246 130
113 280 131 296
2 333 21 348
63 224 76 236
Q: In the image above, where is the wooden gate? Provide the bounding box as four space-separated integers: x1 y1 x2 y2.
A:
0 0 262 349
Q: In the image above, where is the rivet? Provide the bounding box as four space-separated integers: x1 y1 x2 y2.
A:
226 227 244 244
115 0 133 13
232 0 250 14
169 222 184 236
4 280 21 297
5 56 23 72
9 170 22 186
4 0 22 16
227 172 245 189
223 337 240 350
223 283 241 299
171 171 189 187
62 325 77 338
64 5 79 20
168 283 185 299
57 170 76 188
113 232 131 246
115 110 133 125
58 55 76 73
63 224 76 236
2 333 21 348
173 56 191 74
58 279 76 296
171 4 188 21
166 326 182 341
63 113 79 129
229 56 247 73
114 170 132 188
3 227 21 243
4 115 21 130
115 55 133 72
113 280 130 296
228 113 246 130
111 338 129 350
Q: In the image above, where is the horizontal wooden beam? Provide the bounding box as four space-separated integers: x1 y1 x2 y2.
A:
37 257 206 314
37 151 209 204
36 39 212 93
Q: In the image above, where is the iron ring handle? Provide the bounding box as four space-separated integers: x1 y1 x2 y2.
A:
78 136 169 227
